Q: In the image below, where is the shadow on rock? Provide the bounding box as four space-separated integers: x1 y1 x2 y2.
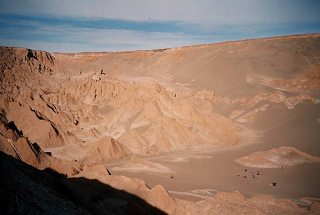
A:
0 152 166 215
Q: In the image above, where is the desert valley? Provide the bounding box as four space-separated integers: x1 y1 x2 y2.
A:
1 34 320 214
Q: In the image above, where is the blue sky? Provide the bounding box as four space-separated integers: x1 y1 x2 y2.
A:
0 0 319 52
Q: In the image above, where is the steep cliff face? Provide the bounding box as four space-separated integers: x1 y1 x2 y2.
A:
0 47 76 149
0 107 82 176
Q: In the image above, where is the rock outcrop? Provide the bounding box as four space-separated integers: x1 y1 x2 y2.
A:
236 147 320 168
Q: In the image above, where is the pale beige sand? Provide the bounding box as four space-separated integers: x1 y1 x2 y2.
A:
109 102 320 202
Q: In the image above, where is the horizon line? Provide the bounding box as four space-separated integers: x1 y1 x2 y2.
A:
2 33 319 55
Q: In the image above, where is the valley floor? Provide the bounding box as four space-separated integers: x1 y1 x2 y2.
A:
108 102 320 203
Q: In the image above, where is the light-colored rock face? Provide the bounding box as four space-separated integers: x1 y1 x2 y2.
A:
0 45 243 163
236 147 320 168
1 34 320 214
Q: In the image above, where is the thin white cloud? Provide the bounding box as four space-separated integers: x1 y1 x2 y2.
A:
1 0 319 25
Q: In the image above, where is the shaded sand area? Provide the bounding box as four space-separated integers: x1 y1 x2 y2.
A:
108 102 320 202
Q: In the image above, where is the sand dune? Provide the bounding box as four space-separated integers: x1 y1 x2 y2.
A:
56 137 132 164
